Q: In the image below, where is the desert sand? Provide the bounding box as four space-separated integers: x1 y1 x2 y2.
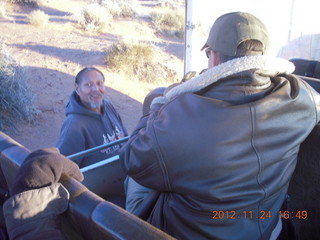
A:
0 0 185 151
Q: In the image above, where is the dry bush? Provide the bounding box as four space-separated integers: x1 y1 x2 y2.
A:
28 9 49 27
150 8 184 38
73 3 111 33
0 2 6 18
156 0 179 9
6 0 39 7
1 2 13 20
101 0 137 19
0 43 38 134
105 40 177 83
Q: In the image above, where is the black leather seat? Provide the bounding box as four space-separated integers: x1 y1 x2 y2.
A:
287 125 320 240
284 60 320 239
290 58 320 79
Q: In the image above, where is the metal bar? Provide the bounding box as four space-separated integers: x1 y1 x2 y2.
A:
184 0 193 75
67 136 130 161
80 155 119 173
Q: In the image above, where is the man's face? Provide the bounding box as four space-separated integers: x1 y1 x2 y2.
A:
75 70 106 113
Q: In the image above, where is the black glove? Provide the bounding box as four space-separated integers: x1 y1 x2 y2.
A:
11 147 84 196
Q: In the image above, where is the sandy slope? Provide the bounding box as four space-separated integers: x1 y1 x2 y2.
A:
0 0 184 150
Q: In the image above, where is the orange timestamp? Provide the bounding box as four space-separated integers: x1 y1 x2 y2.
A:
279 210 308 219
211 210 308 220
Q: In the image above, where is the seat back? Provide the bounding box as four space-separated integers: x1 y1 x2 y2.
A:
288 124 320 240
290 58 320 79
286 69 320 239
66 137 130 207
298 75 320 93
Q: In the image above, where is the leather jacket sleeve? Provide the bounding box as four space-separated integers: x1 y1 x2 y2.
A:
119 103 171 191
301 79 320 122
3 183 69 240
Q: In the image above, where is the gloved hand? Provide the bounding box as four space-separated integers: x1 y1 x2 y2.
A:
11 147 84 196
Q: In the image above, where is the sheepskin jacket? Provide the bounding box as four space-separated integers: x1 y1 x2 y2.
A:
120 55 320 240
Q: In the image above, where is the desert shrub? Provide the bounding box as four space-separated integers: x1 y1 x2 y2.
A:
105 40 177 83
0 43 38 133
155 0 178 9
28 9 49 27
0 2 13 20
73 3 111 33
6 0 39 7
101 0 137 19
0 2 6 18
150 8 184 38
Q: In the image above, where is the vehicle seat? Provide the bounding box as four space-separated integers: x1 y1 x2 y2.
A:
288 124 320 240
290 58 320 79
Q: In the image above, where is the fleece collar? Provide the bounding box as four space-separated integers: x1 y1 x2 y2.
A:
151 55 295 107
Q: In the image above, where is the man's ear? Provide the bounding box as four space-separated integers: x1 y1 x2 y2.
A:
75 83 79 95
212 51 220 66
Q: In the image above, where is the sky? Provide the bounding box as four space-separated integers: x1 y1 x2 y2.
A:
185 0 320 73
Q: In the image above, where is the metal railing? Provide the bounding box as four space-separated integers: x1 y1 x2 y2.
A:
67 136 130 161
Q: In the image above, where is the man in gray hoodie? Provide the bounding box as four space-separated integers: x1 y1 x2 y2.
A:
56 67 128 167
